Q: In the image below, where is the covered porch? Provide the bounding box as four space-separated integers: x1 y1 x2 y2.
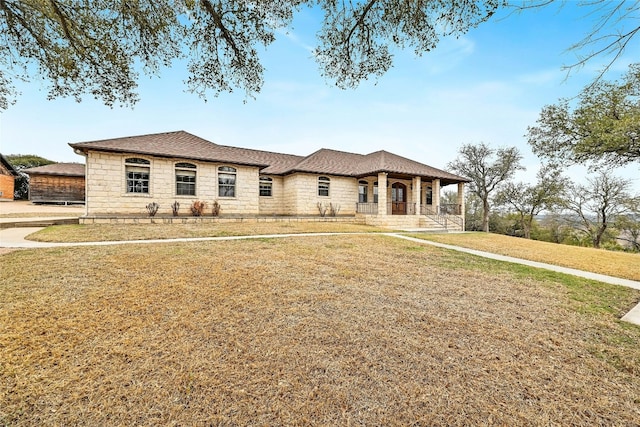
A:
354 172 466 231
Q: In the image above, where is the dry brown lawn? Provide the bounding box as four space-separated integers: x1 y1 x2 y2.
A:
1 234 639 425
29 221 385 243
413 232 640 282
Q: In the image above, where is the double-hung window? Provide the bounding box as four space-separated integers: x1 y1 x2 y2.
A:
373 181 379 203
358 180 368 203
218 166 236 197
259 176 272 197
175 162 196 196
125 158 150 194
318 176 330 197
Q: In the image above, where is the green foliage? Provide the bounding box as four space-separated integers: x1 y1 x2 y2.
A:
5 154 55 170
527 63 640 167
0 1 503 109
2 2 639 109
5 154 55 200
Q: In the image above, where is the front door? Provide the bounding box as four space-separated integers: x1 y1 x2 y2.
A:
391 182 406 215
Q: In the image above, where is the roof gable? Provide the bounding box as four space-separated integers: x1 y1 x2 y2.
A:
70 130 299 170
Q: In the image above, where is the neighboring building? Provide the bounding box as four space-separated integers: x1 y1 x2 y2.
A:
23 163 86 204
70 131 468 229
0 154 18 201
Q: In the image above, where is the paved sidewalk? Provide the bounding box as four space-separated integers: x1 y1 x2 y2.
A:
1 228 639 326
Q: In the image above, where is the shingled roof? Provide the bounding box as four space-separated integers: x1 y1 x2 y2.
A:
23 163 86 177
70 131 468 185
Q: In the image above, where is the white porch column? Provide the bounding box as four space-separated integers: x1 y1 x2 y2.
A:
433 178 441 215
413 176 421 216
378 172 388 215
458 182 465 229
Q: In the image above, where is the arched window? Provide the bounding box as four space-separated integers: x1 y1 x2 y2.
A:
318 176 330 197
175 162 196 196
125 158 150 194
358 180 368 203
218 166 236 197
259 176 272 197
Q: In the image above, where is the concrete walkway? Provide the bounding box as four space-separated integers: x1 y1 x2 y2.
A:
1 227 639 326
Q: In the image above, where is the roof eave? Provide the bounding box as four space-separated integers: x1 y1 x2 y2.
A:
69 144 270 169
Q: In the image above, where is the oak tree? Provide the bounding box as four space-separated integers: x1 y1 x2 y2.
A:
447 142 523 233
495 164 567 239
564 171 637 248
0 0 502 110
527 63 640 167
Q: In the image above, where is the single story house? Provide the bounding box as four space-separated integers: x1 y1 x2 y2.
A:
0 154 18 201
70 131 468 229
23 163 86 204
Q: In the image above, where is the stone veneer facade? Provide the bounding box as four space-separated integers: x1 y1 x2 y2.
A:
85 151 363 217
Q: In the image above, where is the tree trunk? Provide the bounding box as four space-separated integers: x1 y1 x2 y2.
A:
524 213 536 239
482 199 490 232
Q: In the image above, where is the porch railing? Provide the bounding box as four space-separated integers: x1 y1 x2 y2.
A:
355 202 379 214
420 204 462 216
356 202 417 215
420 204 464 229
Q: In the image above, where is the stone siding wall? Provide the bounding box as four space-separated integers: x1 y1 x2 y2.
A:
258 175 284 215
282 173 357 216
85 152 260 216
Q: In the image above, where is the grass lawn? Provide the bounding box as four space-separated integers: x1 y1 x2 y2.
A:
1 234 639 425
28 221 387 243
411 232 640 282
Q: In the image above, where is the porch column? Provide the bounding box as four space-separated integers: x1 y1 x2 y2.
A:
433 179 441 214
413 176 421 216
458 182 465 229
378 172 388 215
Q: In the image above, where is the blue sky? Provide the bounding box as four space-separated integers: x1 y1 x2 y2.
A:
1 2 638 192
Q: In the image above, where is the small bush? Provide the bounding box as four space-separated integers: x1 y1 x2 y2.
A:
211 200 221 217
146 202 159 217
171 201 180 217
329 203 341 217
190 200 206 217
317 202 327 217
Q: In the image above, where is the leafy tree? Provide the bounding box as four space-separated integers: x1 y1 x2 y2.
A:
6 154 55 199
495 164 567 239
0 0 502 110
447 142 523 232
527 63 640 167
564 171 637 248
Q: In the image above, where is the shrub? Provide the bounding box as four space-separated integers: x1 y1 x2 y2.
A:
211 200 221 217
329 203 341 217
146 202 159 217
171 201 180 217
190 200 206 216
317 202 327 217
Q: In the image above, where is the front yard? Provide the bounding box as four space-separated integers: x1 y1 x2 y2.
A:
1 234 639 425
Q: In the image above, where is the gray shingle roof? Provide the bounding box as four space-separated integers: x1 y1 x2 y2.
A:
23 163 86 177
69 130 469 184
